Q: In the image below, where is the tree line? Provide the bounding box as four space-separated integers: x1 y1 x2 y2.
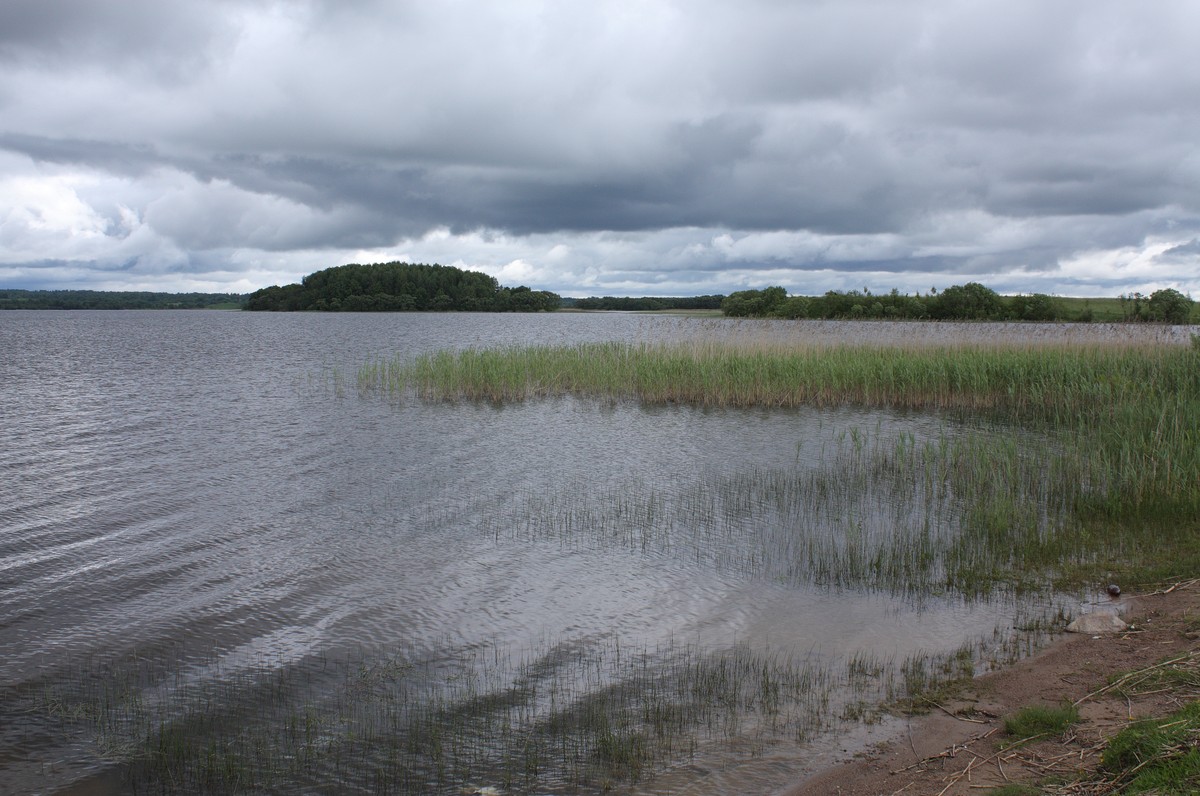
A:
4 276 1192 323
245 262 561 312
564 295 725 311
720 283 1196 324
0 290 247 310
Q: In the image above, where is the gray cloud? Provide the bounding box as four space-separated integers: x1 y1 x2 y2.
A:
1 0 1198 297
0 0 245 83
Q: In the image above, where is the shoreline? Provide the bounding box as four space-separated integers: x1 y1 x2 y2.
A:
780 581 1200 795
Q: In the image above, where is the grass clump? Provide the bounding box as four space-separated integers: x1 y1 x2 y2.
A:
1100 701 1200 793
984 785 1042 796
1003 702 1080 741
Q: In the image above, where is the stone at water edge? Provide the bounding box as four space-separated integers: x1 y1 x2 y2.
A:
1065 612 1129 634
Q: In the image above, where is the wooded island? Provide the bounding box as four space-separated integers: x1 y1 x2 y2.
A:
246 262 560 312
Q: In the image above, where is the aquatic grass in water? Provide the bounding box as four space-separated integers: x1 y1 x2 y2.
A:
26 620 1065 795
26 639 833 793
351 336 1199 789
361 340 1200 591
474 416 1117 597
360 339 1192 414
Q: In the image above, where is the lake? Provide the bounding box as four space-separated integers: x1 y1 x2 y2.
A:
1 311 1189 794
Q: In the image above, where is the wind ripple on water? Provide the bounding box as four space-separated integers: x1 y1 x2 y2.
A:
0 311 1095 795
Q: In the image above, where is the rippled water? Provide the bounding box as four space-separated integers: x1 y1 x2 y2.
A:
2 312 1186 795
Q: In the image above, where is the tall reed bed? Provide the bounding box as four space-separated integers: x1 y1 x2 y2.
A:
361 339 1193 414
360 339 1200 588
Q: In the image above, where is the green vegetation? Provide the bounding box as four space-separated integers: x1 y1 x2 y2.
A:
984 785 1042 796
360 340 1200 594
0 289 248 310
245 261 561 312
1057 295 1125 322
7 276 1192 321
1003 702 1080 741
1016 652 1200 793
1100 701 1200 793
564 295 725 311
888 643 981 715
720 283 1198 323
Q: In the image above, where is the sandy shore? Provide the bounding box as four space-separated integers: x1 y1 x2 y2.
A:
782 581 1199 796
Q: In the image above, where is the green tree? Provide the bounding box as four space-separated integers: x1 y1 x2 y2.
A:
246 262 558 313
245 283 303 311
775 296 811 319
721 286 788 318
1147 288 1193 324
1010 293 1062 321
928 283 1007 320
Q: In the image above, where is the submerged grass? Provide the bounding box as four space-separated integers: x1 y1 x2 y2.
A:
349 337 1200 789
361 339 1200 593
28 624 1060 795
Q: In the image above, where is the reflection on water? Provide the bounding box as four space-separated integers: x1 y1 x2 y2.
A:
3 312 1178 794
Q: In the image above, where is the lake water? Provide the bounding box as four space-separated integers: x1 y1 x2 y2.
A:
1 312 1190 795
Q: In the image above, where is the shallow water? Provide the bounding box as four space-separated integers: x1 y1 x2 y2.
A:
2 312 1187 795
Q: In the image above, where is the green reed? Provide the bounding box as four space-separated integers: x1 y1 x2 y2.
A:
361 340 1200 591
472 423 1059 597
361 339 1191 413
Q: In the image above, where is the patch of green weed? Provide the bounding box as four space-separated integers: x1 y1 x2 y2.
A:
984 785 1042 796
1003 702 1079 741
1101 701 1200 793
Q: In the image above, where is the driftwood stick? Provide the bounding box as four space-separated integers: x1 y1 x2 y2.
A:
890 728 998 774
1073 650 1200 706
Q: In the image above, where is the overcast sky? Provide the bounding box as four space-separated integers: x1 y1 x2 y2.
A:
1 1 1198 298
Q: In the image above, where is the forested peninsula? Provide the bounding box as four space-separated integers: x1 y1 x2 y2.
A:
245 262 560 312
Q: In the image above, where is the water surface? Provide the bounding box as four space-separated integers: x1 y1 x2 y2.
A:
4 312 1179 794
